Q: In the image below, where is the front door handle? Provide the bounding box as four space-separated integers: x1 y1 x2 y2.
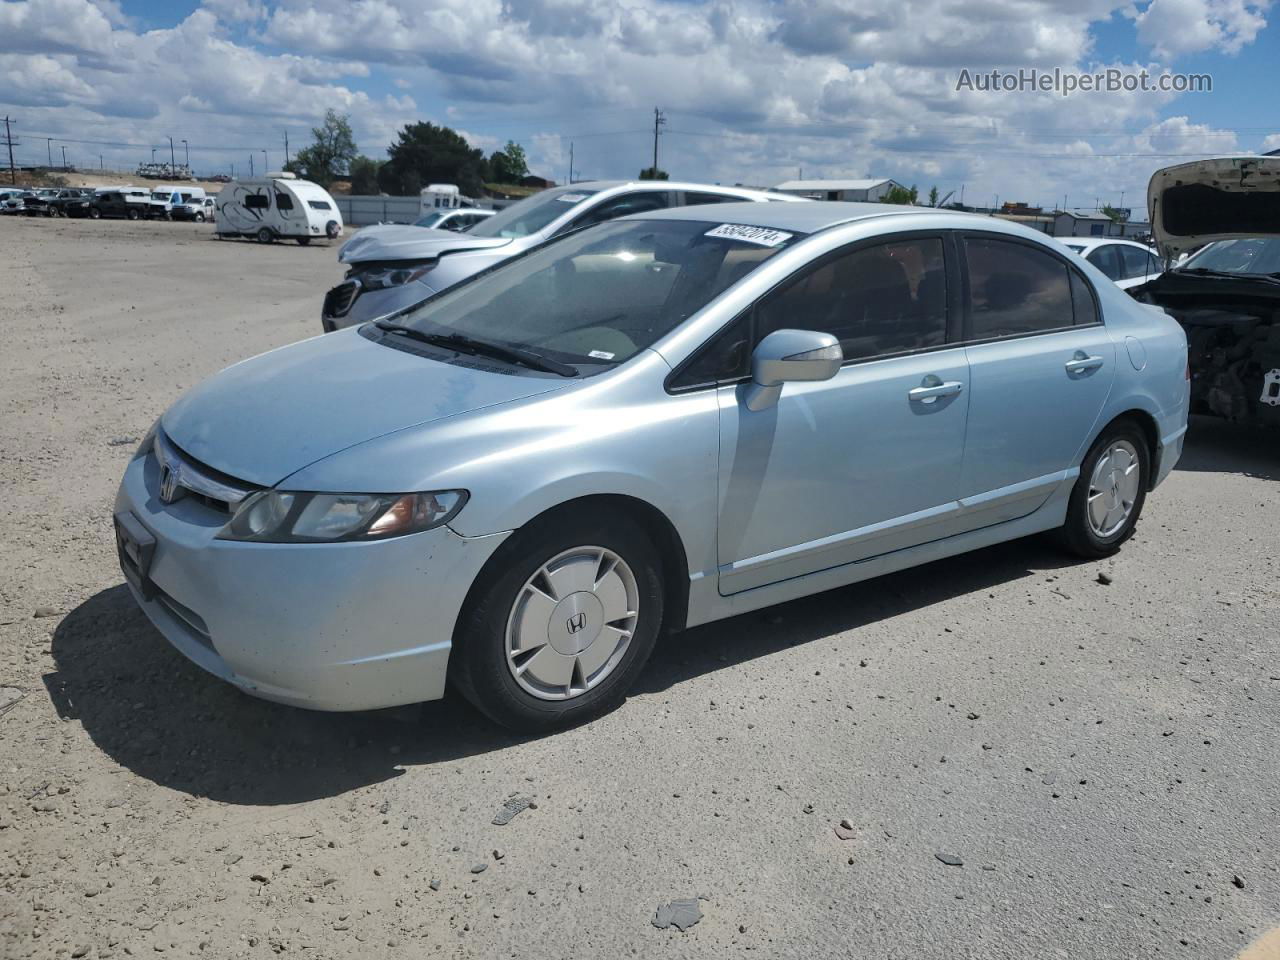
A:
908 380 964 403
1065 353 1105 374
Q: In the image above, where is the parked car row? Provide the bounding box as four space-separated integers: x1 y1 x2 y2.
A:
0 185 218 221
114 172 1193 731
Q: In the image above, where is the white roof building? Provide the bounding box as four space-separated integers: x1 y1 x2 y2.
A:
771 178 904 202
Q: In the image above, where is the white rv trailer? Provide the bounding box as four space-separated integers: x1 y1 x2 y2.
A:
215 173 343 244
419 183 461 217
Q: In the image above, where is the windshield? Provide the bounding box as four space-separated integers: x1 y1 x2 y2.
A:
413 212 446 228
395 218 801 368
468 187 599 239
1181 237 1280 275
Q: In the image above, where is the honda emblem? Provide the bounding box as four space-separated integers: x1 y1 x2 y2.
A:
565 612 586 634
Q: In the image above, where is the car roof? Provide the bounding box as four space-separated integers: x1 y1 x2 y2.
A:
572 180 803 202
628 199 948 233
1062 237 1152 251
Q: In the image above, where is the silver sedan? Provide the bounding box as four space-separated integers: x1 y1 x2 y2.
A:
116 202 1188 729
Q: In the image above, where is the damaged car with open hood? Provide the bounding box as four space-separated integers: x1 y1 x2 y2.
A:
1134 156 1280 425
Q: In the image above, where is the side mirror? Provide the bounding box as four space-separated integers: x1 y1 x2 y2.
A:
745 329 843 411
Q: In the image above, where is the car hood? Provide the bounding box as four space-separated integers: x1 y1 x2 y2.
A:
338 223 510 265
160 329 569 487
1148 156 1280 259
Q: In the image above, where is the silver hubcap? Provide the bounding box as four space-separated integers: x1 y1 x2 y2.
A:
1087 440 1141 538
505 546 639 701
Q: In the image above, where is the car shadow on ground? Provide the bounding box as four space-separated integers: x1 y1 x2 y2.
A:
1176 415 1280 481
48 535 1079 807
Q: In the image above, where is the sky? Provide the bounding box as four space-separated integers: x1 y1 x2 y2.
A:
1 0 1277 213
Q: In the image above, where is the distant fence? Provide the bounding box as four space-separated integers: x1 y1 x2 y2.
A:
334 195 421 226
334 194 514 226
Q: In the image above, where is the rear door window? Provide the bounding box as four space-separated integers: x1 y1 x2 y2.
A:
682 191 743 206
1120 245 1151 279
1087 245 1123 280
963 236 1073 339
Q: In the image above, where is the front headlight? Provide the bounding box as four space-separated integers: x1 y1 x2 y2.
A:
359 262 436 291
216 490 467 543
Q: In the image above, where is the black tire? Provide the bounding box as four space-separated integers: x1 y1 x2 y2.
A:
296 236 310 246
194 213 205 223
89 207 101 219
256 227 274 243
1057 419 1150 558
126 208 140 221
450 506 666 731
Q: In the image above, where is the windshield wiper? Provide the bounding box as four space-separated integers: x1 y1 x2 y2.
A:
1175 267 1280 284
374 322 577 377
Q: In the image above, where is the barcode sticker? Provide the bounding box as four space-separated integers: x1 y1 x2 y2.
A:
704 223 794 247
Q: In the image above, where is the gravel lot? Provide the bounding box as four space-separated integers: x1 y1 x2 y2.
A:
2 216 1279 960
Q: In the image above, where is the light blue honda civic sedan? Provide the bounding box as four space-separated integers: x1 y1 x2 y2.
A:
114 202 1189 729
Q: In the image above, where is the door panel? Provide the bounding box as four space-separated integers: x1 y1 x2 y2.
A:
960 329 1115 517
716 348 970 594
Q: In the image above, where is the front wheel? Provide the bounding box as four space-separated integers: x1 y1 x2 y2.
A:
194 213 205 223
451 507 665 730
256 227 274 243
1057 420 1149 558
126 208 140 221
89 207 101 219
296 236 310 246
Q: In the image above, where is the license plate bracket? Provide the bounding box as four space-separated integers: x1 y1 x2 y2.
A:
114 511 156 600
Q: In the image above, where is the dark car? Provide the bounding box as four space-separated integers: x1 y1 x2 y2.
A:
1135 156 1280 427
89 191 148 220
49 189 93 218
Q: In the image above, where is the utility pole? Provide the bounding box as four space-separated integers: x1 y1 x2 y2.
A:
182 139 189 167
47 137 52 167
567 141 574 183
262 149 268 174
283 129 290 167
99 154 104 171
167 135 175 169
651 107 665 176
249 154 254 177
60 145 67 170
3 116 15 185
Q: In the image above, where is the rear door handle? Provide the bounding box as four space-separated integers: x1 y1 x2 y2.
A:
908 380 964 402
1065 354 1105 374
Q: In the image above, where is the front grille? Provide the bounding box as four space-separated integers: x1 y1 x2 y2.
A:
323 280 360 318
154 432 260 513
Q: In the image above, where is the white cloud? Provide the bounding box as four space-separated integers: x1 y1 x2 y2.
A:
0 0 1272 207
1135 0 1271 57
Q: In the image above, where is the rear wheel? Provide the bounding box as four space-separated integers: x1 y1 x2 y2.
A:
451 507 665 731
256 227 274 243
1057 420 1149 558
126 208 140 221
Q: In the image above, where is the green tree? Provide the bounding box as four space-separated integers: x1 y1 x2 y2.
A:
488 141 529 183
289 110 357 188
881 183 918 205
1101 204 1128 222
348 155 382 195
638 166 669 180
927 186 939 207
378 122 489 196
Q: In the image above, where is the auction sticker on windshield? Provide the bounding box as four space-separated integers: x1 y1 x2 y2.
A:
704 223 794 247
557 193 590 203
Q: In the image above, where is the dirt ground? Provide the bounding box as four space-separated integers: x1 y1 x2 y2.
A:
2 216 1279 960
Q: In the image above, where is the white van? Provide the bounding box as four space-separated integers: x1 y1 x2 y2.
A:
215 173 344 244
419 183 461 217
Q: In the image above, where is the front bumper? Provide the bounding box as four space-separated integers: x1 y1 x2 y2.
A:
114 452 509 711
321 279 435 332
